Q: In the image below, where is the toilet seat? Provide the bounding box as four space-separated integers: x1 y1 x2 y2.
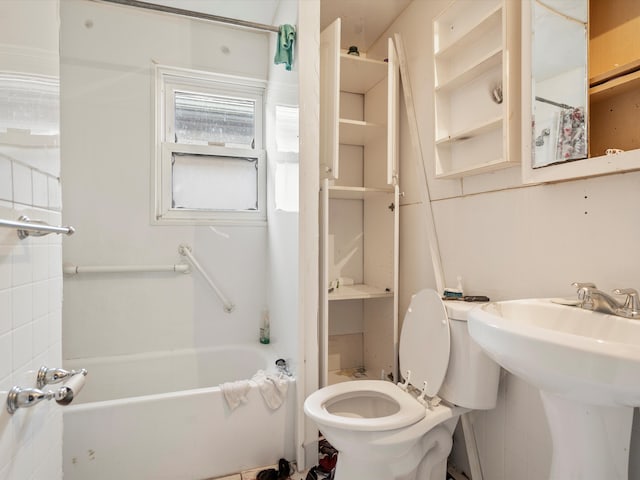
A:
304 380 426 431
400 289 450 397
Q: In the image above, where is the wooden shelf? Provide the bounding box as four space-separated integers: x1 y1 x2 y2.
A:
328 284 393 301
589 59 640 87
339 118 384 145
590 69 640 103
435 5 502 59
328 186 394 200
435 116 502 145
435 48 502 92
340 54 387 94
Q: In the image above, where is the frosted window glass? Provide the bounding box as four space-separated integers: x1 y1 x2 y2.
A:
275 162 299 212
174 91 255 148
172 153 258 211
0 74 59 135
275 105 299 153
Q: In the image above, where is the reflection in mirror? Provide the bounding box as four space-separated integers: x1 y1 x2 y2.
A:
531 0 587 168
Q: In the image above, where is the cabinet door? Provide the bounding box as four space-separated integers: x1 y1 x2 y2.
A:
387 38 399 186
320 18 340 180
319 179 330 387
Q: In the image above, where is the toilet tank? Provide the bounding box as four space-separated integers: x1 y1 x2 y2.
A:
439 302 501 410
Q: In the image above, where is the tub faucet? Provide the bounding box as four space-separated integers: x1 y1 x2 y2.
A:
275 358 292 376
572 282 640 319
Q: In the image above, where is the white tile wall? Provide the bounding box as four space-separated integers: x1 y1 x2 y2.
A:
0 203 63 480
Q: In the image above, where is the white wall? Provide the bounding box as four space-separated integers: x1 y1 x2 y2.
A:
0 1 64 478
266 0 300 368
370 1 640 478
60 1 298 364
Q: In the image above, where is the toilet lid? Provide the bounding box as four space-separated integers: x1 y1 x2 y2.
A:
399 289 450 397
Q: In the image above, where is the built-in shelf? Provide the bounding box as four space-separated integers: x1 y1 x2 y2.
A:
339 118 384 145
340 54 387 94
435 116 502 145
433 0 518 179
435 5 502 59
435 157 517 179
320 18 399 387
590 69 640 103
435 48 503 92
328 284 394 301
328 186 394 200
589 59 640 88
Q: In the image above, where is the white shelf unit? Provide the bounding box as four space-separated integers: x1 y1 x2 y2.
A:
319 18 399 387
433 0 520 178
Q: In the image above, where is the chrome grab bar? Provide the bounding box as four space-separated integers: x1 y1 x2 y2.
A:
0 215 75 239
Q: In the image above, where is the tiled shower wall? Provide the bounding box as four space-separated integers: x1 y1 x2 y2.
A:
0 1 64 477
0 161 64 479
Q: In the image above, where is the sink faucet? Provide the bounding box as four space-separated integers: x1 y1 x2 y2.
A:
572 282 640 319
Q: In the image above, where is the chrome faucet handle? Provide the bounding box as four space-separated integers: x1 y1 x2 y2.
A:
613 288 640 317
572 282 596 308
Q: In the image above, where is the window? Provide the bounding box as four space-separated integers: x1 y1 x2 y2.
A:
154 65 266 224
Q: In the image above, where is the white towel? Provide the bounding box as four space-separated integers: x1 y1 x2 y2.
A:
220 380 251 411
251 370 289 410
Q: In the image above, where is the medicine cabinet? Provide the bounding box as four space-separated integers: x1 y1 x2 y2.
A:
319 18 399 387
432 0 521 178
522 0 640 184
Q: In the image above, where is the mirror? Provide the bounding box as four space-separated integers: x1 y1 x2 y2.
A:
522 0 640 184
531 0 587 168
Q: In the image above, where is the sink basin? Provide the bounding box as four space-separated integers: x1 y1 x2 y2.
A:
468 298 640 406
468 298 640 480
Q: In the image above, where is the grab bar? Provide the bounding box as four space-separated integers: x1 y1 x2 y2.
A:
0 215 75 239
179 244 235 313
63 263 190 275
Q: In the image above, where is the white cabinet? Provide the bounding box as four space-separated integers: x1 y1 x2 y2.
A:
433 0 521 178
319 19 399 387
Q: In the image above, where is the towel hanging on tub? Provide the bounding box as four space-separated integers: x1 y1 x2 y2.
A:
252 370 289 410
220 379 251 411
274 24 296 71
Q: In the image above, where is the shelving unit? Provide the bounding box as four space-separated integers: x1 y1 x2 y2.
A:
433 0 520 178
588 0 640 157
319 18 399 387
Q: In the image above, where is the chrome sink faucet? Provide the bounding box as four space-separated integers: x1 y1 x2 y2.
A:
572 282 640 319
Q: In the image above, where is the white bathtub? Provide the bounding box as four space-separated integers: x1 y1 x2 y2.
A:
62 344 296 480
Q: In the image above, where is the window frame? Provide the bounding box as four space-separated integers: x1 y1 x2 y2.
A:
153 64 267 225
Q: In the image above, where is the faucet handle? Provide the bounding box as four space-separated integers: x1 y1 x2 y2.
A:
572 282 596 308
613 288 640 316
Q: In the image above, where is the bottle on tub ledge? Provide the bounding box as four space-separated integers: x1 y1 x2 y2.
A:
260 309 270 344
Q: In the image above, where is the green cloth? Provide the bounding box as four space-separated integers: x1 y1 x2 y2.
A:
274 24 296 71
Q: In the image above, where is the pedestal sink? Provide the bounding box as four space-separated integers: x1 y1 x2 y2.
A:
468 298 640 480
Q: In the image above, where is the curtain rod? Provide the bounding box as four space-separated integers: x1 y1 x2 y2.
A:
95 0 281 33
535 96 574 110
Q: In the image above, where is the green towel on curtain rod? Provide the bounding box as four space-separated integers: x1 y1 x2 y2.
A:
274 24 296 71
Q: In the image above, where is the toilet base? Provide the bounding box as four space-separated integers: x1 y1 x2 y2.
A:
331 424 454 480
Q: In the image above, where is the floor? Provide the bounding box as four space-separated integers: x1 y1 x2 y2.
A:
213 464 309 480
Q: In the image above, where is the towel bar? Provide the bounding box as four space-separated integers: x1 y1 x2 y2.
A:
0 215 75 239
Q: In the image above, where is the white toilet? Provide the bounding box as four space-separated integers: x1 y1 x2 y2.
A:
304 289 501 480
